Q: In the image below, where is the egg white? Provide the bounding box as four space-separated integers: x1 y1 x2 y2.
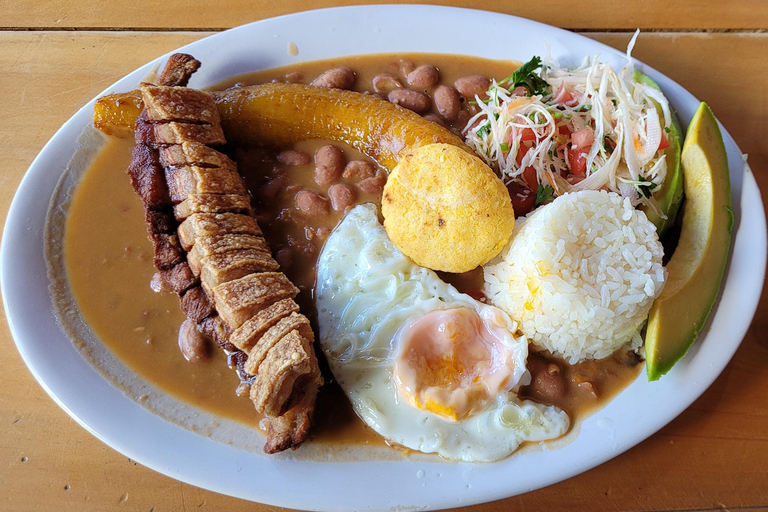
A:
315 204 569 462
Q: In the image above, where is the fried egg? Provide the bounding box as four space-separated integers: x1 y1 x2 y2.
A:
315 204 569 462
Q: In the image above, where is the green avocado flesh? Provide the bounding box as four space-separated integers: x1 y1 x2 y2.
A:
644 102 732 381
634 72 684 239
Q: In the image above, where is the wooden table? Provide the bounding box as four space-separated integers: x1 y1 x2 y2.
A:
2 2 767 511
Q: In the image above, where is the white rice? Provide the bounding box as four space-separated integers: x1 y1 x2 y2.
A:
483 190 666 363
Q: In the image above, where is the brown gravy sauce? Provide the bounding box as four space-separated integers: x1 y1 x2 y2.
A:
65 53 640 451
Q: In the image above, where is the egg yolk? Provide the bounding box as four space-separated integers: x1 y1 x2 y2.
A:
393 307 521 421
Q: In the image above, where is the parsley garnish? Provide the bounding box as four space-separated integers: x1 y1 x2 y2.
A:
501 56 550 96
535 184 556 206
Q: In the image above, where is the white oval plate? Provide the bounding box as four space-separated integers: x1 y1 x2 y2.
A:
2 5 766 511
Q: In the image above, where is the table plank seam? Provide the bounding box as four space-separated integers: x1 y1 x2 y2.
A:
0 27 766 33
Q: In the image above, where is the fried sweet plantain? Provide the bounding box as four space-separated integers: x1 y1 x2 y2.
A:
93 83 470 170
93 90 143 138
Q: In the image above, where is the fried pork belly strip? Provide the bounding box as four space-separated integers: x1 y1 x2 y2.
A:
124 54 322 453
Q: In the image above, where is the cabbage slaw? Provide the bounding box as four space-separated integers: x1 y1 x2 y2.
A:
463 31 673 214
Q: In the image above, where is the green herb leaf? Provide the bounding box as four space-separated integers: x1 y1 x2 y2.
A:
501 56 550 96
476 122 491 137
500 142 509 153
552 111 564 120
535 184 556 206
620 175 659 199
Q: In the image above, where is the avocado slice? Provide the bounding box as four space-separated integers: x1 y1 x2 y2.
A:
644 102 732 381
634 72 684 238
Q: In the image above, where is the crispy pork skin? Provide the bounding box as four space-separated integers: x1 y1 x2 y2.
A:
212 272 299 329
152 122 226 146
165 165 247 203
251 329 315 417
141 85 221 125
229 299 300 352
173 193 251 220
244 313 313 376
160 142 236 169
264 383 318 454
199 250 280 292
177 213 262 250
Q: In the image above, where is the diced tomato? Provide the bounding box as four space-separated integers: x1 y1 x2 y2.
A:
506 181 536 217
658 131 670 151
520 127 536 142
571 127 594 150
516 142 531 166
523 166 538 188
557 123 570 136
553 84 573 105
567 147 588 176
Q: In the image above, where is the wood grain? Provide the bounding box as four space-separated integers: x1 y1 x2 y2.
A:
1 30 766 512
1 0 767 31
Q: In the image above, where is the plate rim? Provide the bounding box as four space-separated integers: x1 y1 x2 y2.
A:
2 5 766 511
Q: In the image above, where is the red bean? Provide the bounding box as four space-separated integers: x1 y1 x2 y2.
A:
178 319 210 363
372 74 403 94
328 184 357 212
314 145 345 186
406 64 439 89
295 190 330 216
577 381 598 399
357 175 387 194
277 149 311 166
257 175 286 204
310 67 355 89
399 59 415 76
284 71 303 83
422 113 448 128
275 247 293 270
343 160 376 180
456 109 471 128
150 272 172 294
433 85 460 121
527 357 567 402
387 89 431 114
454 75 491 100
